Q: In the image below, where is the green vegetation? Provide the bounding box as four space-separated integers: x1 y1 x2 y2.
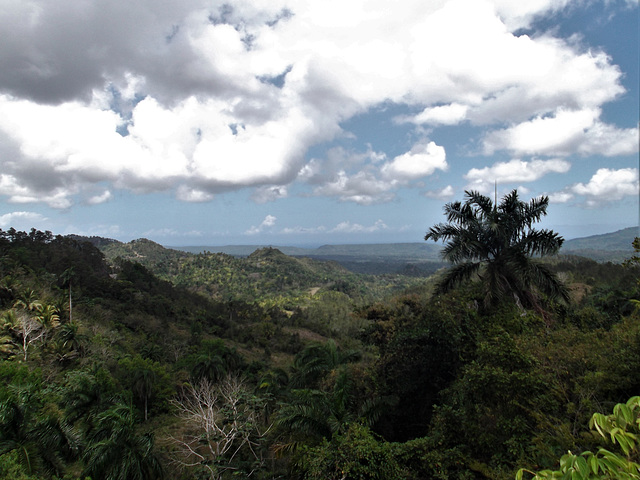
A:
517 396 640 479
0 193 638 479
425 189 568 310
563 227 637 263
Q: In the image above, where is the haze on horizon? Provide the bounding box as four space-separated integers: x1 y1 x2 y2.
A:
0 0 638 246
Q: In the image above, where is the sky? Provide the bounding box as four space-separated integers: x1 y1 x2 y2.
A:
0 0 638 246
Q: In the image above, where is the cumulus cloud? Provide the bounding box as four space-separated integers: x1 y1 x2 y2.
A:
570 168 639 206
142 228 204 238
0 0 634 208
279 219 388 235
311 170 397 205
424 185 456 199
176 186 215 203
251 185 288 204
246 214 277 235
87 190 113 205
0 211 47 229
548 167 639 207
400 104 469 126
304 141 447 204
548 191 574 203
483 109 638 156
381 142 448 181
331 219 388 233
465 158 571 192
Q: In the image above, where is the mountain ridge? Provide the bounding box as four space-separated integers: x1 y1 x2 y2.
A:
70 225 638 265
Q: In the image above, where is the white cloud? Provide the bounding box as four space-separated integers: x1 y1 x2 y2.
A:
483 109 638 156
465 158 571 191
142 228 203 238
381 142 448 181
281 225 327 235
570 168 639 206
0 211 47 229
305 141 447 204
401 103 469 126
87 190 113 205
246 214 277 235
279 219 388 235
251 185 289 204
176 186 215 203
330 219 388 233
311 170 397 205
424 185 456 199
548 167 639 207
0 0 633 207
548 191 574 203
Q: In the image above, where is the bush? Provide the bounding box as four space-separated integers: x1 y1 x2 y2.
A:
299 423 405 480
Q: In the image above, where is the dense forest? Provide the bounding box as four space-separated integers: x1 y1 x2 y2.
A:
0 195 639 479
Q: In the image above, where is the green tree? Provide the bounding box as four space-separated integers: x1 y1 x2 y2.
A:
425 190 569 310
62 368 117 428
290 340 361 389
82 401 163 480
12 290 42 314
117 355 172 422
34 304 60 344
299 423 405 480
517 396 640 479
276 367 388 452
0 382 78 477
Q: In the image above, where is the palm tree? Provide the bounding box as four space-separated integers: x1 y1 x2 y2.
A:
60 267 75 323
132 367 156 422
275 367 389 451
83 401 164 480
425 189 569 310
0 383 79 477
57 320 87 354
34 304 60 343
290 340 361 389
13 289 42 313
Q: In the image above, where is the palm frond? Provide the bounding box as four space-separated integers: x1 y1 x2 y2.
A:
435 261 483 294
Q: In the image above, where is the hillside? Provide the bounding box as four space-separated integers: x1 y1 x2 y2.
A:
174 241 441 259
172 227 639 265
562 226 637 262
97 237 431 307
0 227 639 479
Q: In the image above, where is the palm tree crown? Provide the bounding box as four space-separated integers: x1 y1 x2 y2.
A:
425 189 569 309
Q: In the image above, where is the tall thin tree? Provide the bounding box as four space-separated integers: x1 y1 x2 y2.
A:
425 189 569 310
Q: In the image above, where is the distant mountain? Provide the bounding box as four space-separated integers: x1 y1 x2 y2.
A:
176 244 312 256
73 225 639 270
101 237 190 263
562 227 637 262
174 242 443 260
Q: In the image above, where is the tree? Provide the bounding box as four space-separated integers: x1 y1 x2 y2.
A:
299 423 405 480
0 382 79 477
117 355 172 422
517 396 640 479
82 401 164 480
60 267 75 323
290 340 361 389
275 367 390 452
3 310 45 361
170 375 270 479
425 189 569 310
34 304 60 344
12 290 42 314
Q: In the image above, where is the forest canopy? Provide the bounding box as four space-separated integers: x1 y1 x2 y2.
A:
0 221 638 479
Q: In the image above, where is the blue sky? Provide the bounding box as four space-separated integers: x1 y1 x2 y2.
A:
0 0 637 246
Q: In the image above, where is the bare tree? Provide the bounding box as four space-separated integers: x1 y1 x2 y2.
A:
12 311 45 361
170 375 271 479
